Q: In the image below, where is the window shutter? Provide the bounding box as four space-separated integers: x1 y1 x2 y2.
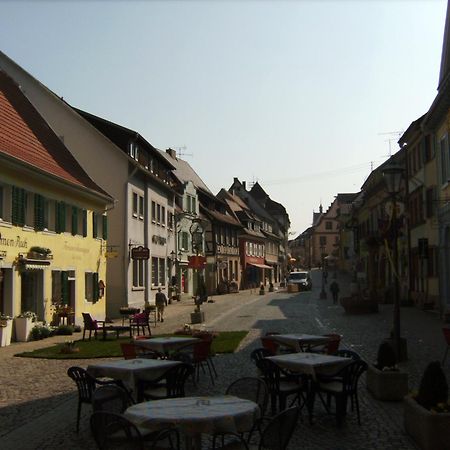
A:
34 194 45 230
93 212 98 238
12 186 25 226
71 207 78 235
93 272 99 302
102 215 108 240
60 202 66 232
82 210 87 237
61 271 69 305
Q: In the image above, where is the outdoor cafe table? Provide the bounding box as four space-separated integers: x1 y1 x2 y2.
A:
134 336 200 357
265 333 331 352
86 358 180 398
267 352 351 422
124 395 260 450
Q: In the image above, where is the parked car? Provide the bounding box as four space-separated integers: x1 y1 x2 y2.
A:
288 271 312 291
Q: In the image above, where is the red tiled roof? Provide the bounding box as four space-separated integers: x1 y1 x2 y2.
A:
0 71 110 198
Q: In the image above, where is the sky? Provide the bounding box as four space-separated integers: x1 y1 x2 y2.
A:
0 0 447 236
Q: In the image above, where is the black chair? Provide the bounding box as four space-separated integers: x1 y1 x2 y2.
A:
137 363 194 402
255 358 305 415
90 411 180 450
212 406 300 450
250 348 272 368
67 366 122 432
336 349 361 360
92 384 134 414
316 359 368 426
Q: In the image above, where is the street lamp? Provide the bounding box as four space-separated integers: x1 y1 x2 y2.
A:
320 245 327 299
190 219 207 322
382 162 407 361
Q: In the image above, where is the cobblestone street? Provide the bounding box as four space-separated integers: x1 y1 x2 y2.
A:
0 269 445 449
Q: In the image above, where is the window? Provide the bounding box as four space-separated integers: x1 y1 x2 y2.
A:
12 186 26 226
161 206 166 226
85 272 99 302
325 221 332 230
132 192 144 220
151 257 166 286
129 142 139 161
133 259 145 288
168 211 173 229
34 194 47 231
157 204 161 223
186 195 196 214
55 201 66 233
319 236 327 246
92 212 98 238
440 135 449 184
159 259 165 286
82 209 87 237
139 196 144 220
151 201 156 222
132 193 138 217
52 271 69 304
102 215 108 240
71 206 78 235
180 231 189 251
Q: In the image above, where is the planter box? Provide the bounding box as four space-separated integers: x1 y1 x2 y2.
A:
190 311 205 324
0 319 13 346
14 317 34 342
287 283 298 293
366 364 408 401
404 395 450 450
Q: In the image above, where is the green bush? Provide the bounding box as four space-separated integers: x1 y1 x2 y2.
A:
29 325 54 340
55 325 74 335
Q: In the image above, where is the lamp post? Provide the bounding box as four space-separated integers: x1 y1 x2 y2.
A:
383 163 407 361
190 219 206 322
320 245 327 299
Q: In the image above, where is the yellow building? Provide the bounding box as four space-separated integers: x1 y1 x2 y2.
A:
0 71 113 329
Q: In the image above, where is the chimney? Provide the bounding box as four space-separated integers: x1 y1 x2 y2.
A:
233 177 239 184
319 203 323 214
166 148 177 159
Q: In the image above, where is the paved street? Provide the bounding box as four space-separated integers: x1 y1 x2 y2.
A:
0 269 446 449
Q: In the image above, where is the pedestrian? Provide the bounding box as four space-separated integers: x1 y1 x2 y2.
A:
323 270 328 285
155 288 168 322
330 280 340 304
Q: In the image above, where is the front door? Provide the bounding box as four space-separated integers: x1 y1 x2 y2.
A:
21 270 44 319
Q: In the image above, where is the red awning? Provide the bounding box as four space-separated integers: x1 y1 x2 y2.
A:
248 263 273 269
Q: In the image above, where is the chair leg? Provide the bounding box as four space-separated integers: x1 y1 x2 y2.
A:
76 400 82 433
205 359 215 385
209 357 218 377
82 329 86 340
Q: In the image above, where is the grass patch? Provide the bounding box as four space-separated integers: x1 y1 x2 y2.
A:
14 331 249 359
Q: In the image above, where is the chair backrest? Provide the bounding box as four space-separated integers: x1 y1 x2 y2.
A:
166 363 195 398
120 342 137 360
340 359 368 395
323 333 342 355
259 406 300 450
260 337 279 355
131 312 149 324
67 366 97 403
192 331 214 342
193 340 212 362
82 312 98 330
443 327 450 345
92 384 132 414
226 376 269 416
250 348 272 366
90 411 145 450
254 358 282 393
336 349 361 360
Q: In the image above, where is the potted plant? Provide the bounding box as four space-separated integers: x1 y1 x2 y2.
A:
404 361 450 450
28 246 52 260
367 341 408 401
0 314 13 347
14 311 37 342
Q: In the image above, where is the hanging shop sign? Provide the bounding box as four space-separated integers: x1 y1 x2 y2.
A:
188 255 206 269
131 246 150 260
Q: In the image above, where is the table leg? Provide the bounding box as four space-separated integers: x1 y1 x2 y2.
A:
185 434 202 450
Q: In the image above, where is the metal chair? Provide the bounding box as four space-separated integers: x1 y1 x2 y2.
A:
82 312 105 340
67 366 121 432
92 384 134 414
260 336 279 355
316 359 368 426
250 348 272 366
129 312 151 337
336 349 361 360
90 411 180 450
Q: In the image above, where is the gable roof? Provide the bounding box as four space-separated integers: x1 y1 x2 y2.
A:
0 71 112 201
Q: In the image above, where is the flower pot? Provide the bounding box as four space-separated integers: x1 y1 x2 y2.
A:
14 317 34 342
404 395 450 450
190 311 205 324
366 364 408 401
0 319 13 346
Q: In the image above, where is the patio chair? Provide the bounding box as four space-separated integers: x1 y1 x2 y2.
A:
90 411 180 450
120 342 137 360
250 348 272 367
137 363 194 402
336 349 361 360
310 333 342 355
260 337 279 355
192 331 218 377
82 312 105 340
67 366 123 432
442 327 450 365
130 311 152 337
316 359 368 426
212 406 300 450
255 358 305 415
92 384 134 414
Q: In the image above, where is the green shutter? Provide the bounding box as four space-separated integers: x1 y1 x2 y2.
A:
12 186 25 226
34 194 45 230
92 212 98 238
93 272 99 302
61 271 69 305
102 215 108 240
71 207 78 236
82 210 87 237
60 202 66 232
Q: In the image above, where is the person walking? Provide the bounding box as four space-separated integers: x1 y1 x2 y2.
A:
155 288 168 322
330 280 340 304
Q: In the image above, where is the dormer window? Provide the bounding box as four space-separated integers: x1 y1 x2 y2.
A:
129 142 139 161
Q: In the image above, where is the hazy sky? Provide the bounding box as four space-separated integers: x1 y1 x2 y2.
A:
0 0 447 235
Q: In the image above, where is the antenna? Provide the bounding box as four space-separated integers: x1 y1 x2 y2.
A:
174 145 193 159
378 131 404 158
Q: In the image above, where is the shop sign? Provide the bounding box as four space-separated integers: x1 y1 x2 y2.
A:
131 246 150 260
188 255 206 269
216 245 239 255
0 233 28 249
152 235 167 245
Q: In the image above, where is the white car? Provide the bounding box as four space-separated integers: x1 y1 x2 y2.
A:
288 271 312 291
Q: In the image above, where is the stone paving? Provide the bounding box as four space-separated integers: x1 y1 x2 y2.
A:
0 270 446 449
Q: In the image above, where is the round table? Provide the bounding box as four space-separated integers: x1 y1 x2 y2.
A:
124 395 260 449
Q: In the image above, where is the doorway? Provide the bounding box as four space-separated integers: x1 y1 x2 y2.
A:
21 270 44 319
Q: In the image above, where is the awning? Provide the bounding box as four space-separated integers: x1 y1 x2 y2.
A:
248 263 273 269
19 258 51 270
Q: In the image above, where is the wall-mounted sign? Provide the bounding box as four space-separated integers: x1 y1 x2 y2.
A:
152 235 167 245
131 246 150 260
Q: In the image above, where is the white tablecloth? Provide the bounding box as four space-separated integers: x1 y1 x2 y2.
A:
134 336 199 354
267 352 350 379
266 333 331 352
124 395 260 435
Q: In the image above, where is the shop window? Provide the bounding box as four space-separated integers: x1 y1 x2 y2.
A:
133 259 145 288
151 257 158 287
